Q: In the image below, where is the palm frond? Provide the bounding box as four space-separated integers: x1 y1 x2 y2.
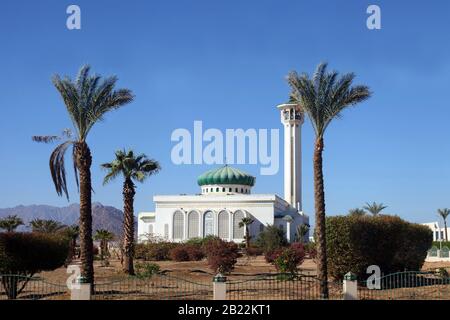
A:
32 135 60 144
287 62 371 138
49 141 74 200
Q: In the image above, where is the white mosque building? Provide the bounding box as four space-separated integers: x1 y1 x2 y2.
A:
137 102 309 243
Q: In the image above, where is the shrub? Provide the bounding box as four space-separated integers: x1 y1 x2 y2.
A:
204 238 241 274
135 262 160 278
326 215 433 280
169 245 190 261
185 245 205 261
0 232 69 299
265 249 283 263
255 225 287 253
134 242 178 261
267 243 305 275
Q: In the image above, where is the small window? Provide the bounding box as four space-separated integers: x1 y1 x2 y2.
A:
229 188 232 192
235 188 238 192
222 187 225 192
216 187 219 192
241 188 243 193
259 224 264 232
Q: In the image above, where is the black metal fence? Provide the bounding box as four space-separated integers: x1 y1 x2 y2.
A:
92 274 213 300
226 273 343 300
0 275 68 300
359 271 450 300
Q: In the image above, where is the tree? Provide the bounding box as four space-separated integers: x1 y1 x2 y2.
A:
61 225 79 265
438 208 450 241
32 65 134 284
238 217 254 248
101 149 160 275
94 229 115 262
363 202 387 216
0 215 24 232
295 223 310 243
29 219 66 234
288 62 371 298
256 224 288 253
348 208 366 217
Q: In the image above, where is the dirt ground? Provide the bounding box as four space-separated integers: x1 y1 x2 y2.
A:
38 256 318 284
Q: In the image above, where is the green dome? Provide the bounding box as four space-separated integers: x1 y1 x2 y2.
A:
197 165 255 187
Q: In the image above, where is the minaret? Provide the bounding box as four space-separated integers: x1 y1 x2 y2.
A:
277 101 304 211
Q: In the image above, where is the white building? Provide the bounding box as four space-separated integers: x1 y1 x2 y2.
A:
138 102 309 243
422 222 449 241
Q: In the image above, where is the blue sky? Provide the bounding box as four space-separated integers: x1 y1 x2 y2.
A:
0 0 449 226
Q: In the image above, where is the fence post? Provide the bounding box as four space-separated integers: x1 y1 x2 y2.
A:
70 276 92 300
213 273 227 300
343 272 358 300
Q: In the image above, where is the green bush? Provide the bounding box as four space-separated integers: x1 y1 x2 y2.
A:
134 242 178 261
326 215 432 280
0 232 69 299
255 225 287 253
135 262 160 278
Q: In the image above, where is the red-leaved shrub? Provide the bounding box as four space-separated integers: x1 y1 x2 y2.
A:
169 245 190 261
204 238 241 274
266 243 305 275
185 245 205 261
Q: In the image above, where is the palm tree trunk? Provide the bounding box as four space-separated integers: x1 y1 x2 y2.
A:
445 220 448 242
314 137 329 299
122 178 136 275
76 142 94 284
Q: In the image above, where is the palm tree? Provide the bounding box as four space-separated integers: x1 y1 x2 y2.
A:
94 229 115 261
32 65 134 284
101 149 160 275
62 225 79 265
348 208 366 217
288 62 371 298
437 208 450 241
295 223 310 243
238 217 255 248
363 202 387 216
29 219 66 233
0 215 24 232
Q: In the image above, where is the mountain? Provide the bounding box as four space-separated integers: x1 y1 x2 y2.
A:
0 203 125 236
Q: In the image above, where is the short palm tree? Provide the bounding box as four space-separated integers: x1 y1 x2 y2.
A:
295 223 310 243
348 208 366 217
438 208 450 241
0 215 24 232
101 149 160 275
94 229 115 261
238 217 254 248
62 225 80 265
363 202 387 216
288 62 371 298
32 65 134 283
29 219 66 233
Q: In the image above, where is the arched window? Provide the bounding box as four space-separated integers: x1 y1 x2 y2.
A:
204 211 214 237
218 211 229 239
188 211 199 239
173 211 184 240
233 210 245 239
216 187 219 192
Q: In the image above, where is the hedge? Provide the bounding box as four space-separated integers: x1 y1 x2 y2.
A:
326 215 432 280
0 232 69 299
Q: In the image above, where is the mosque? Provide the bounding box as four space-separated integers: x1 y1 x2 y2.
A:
137 102 309 243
